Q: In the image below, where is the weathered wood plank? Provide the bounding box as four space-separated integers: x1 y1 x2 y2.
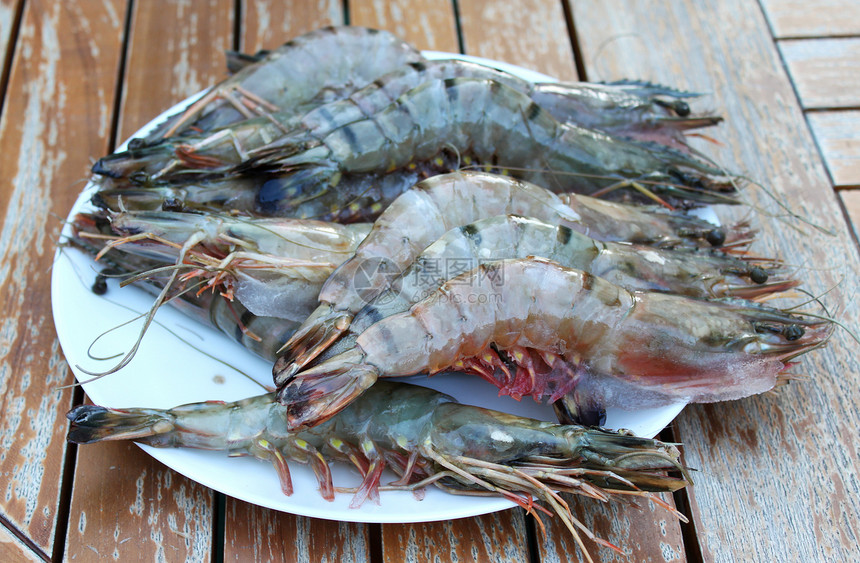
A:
116 0 235 142
538 493 685 563
778 38 860 110
224 499 369 562
839 189 860 241
571 1 860 561
0 0 125 553
65 2 232 560
807 111 860 187
0 0 21 89
350 0 459 52
458 0 578 81
241 0 343 54
381 510 530 563
0 525 43 563
759 0 860 38
66 439 212 562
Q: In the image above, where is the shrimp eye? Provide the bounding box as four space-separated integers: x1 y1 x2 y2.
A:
749 267 769 284
161 197 184 212
91 275 108 295
127 138 147 150
672 101 691 116
706 228 726 247
783 325 805 341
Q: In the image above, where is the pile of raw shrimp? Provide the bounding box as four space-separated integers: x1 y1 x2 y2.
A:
63 26 832 559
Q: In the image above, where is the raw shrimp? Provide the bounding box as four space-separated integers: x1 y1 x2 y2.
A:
310 213 796 367
278 258 830 429
67 380 688 561
90 210 371 320
66 222 304 362
240 77 737 215
141 26 424 142
93 59 718 183
276 171 749 381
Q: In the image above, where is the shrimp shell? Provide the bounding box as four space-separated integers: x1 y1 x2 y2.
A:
141 26 424 142
66 380 688 562
276 171 749 381
280 258 830 429
241 77 736 215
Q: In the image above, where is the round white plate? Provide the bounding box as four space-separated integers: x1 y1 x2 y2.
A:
52 53 686 523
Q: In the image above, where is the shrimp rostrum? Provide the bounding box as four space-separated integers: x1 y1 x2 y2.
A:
67 381 688 559
278 258 831 429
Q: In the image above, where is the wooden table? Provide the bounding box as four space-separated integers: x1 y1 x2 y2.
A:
1 1 858 561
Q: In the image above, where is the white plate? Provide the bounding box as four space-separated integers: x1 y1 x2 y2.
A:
51 53 686 523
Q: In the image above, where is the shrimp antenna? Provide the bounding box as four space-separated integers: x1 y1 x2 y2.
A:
687 146 835 236
788 286 859 346
75 230 210 379
59 281 267 390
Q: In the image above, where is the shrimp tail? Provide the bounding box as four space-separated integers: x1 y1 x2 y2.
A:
67 405 175 445
277 349 378 429
274 310 354 385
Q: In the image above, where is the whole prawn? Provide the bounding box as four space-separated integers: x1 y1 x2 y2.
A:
66 380 688 562
307 213 796 372
277 171 755 380
278 258 830 429
238 77 736 216
139 26 424 142
81 210 370 320
94 59 719 184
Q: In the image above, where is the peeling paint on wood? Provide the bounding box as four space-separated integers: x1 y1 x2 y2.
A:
778 38 860 109
117 0 234 142
458 0 577 81
571 1 860 561
0 524 43 562
241 0 343 53
538 493 685 563
381 509 530 563
760 0 860 38
66 439 213 562
0 0 124 553
350 0 459 52
807 111 860 187
224 498 369 562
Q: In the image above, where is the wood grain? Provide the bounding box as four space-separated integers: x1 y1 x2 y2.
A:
350 0 459 52
0 525 42 563
759 0 860 38
778 38 860 109
65 439 213 562
807 110 860 187
241 0 343 54
538 493 685 563
571 1 860 561
64 2 234 560
459 0 578 81
0 0 20 84
117 0 234 142
0 0 125 554
224 499 369 561
380 509 530 563
838 189 860 240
